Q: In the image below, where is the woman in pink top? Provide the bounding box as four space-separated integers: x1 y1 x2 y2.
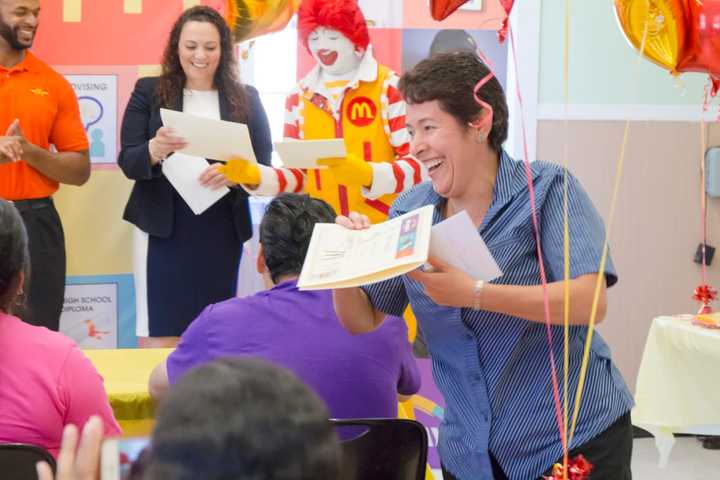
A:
0 199 121 457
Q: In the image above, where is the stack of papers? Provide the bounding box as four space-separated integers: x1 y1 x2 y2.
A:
161 153 229 215
158 110 351 214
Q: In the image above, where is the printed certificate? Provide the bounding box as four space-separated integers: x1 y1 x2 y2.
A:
298 205 434 289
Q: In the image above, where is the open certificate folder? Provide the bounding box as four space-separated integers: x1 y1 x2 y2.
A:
298 205 434 290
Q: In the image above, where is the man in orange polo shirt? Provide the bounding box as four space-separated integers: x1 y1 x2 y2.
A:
0 0 90 331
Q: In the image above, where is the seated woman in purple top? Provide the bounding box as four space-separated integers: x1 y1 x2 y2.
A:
149 193 420 420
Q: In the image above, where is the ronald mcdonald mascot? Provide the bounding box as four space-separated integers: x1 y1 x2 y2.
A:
221 0 427 368
220 0 426 223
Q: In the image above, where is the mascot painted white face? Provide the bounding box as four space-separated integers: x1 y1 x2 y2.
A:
307 26 362 77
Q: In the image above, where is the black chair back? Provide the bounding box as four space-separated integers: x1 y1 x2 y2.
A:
0 443 56 480
330 418 428 480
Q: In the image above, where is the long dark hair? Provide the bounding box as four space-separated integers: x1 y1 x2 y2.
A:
0 200 29 313
155 6 248 122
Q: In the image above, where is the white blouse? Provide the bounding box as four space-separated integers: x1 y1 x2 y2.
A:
183 89 220 119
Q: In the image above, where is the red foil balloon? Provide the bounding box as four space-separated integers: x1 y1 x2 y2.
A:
429 0 515 42
676 0 720 94
429 0 467 21
498 0 515 42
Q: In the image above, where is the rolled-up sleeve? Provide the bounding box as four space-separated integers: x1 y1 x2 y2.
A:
540 172 617 287
362 276 409 317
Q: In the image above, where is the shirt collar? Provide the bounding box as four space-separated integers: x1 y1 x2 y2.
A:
424 150 539 223
298 46 379 94
492 149 539 206
0 50 40 74
269 278 299 291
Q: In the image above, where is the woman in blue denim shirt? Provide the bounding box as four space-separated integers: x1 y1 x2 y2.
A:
331 52 633 480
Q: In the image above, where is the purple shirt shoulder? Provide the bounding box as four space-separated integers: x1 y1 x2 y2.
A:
167 280 420 419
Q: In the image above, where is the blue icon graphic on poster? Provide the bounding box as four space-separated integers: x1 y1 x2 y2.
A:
78 96 107 159
66 75 118 165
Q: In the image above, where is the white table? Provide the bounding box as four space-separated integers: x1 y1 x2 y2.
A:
632 315 720 466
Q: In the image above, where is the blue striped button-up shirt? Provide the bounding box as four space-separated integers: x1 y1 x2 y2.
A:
363 151 634 480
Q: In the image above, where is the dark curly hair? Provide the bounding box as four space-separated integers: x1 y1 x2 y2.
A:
259 194 336 284
155 6 247 122
0 200 29 313
399 51 509 153
144 358 341 480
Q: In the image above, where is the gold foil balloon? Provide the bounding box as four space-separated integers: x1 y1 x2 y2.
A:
615 0 720 95
224 0 301 42
614 0 685 72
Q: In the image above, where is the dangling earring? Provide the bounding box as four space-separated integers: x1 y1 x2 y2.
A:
476 131 486 144
15 286 25 306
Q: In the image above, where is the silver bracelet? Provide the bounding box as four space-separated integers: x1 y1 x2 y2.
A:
472 280 485 310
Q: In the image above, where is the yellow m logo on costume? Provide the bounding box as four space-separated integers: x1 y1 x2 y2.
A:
351 101 373 120
346 96 377 127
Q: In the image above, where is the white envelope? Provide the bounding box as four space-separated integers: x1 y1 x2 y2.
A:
160 108 257 163
273 139 347 169
161 152 229 215
430 210 502 281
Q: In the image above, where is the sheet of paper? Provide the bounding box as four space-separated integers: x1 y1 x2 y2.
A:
430 210 502 281
162 152 229 215
160 108 257 163
298 205 434 290
273 139 347 169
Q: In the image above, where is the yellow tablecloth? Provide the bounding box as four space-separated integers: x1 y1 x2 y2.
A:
632 316 720 466
84 348 172 437
85 348 435 479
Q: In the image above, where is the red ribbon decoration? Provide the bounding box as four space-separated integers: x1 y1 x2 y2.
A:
544 455 593 480
693 283 717 314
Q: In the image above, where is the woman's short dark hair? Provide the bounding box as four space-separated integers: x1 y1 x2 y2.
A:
0 200 29 312
399 51 509 152
145 358 341 480
155 5 248 122
259 193 336 284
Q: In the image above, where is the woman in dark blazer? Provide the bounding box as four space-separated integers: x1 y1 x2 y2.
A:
118 6 272 346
